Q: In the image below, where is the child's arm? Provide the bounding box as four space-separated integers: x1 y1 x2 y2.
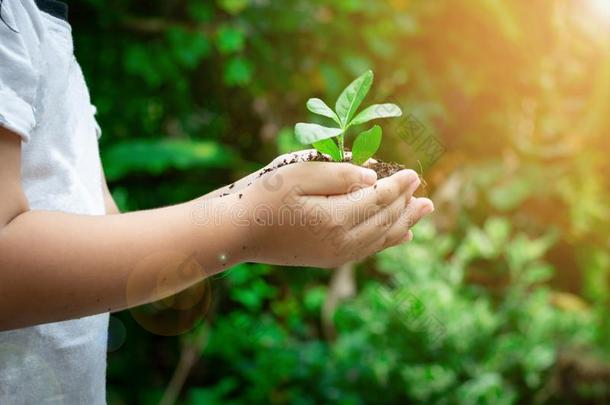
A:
0 127 433 331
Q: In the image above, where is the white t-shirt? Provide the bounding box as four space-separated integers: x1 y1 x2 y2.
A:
0 1 109 403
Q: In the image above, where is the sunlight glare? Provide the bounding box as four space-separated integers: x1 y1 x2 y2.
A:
579 0 610 40
588 0 610 21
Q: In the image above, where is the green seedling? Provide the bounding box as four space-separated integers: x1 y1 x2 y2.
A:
295 70 402 164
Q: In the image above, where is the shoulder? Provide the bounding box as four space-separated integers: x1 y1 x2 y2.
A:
0 0 50 72
0 0 46 41
0 0 47 140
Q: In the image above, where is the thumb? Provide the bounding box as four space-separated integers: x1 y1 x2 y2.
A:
284 162 377 195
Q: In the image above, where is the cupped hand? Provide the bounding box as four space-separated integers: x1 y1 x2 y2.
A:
232 160 433 268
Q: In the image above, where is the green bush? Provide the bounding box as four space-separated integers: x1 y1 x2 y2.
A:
188 219 596 404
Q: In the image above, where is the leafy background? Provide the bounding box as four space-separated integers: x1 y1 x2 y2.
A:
69 0 610 403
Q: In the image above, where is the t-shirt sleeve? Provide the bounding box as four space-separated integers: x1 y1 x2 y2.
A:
0 1 42 142
91 105 102 139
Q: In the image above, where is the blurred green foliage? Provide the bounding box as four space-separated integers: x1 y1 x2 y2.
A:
70 0 610 403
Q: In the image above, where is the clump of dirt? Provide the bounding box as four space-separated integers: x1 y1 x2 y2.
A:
364 160 405 179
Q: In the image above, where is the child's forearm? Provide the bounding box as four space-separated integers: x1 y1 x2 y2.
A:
0 196 245 331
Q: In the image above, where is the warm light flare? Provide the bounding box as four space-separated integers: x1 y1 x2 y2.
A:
572 0 610 42
587 0 610 24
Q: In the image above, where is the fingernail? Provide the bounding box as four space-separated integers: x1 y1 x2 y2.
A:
406 176 421 195
361 168 377 185
402 231 413 242
419 203 434 216
396 169 418 183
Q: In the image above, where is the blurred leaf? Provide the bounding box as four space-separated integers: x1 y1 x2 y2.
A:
488 178 532 211
167 27 211 69
185 379 238 405
224 56 253 86
217 0 249 15
102 139 239 181
231 279 277 311
319 63 343 97
216 25 245 54
341 54 372 78
522 263 554 285
484 217 511 248
276 127 304 154
187 1 215 22
304 287 326 313
507 233 557 273
124 44 163 87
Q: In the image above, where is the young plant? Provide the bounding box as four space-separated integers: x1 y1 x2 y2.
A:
294 70 402 164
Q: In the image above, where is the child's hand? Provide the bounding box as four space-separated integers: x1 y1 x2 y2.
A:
231 162 432 268
204 150 318 198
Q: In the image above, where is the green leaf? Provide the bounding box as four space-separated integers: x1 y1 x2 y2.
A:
187 2 214 22
350 103 402 126
294 123 343 145
352 125 382 165
276 127 303 154
335 70 374 127
101 139 238 181
306 98 341 125
488 178 532 211
216 25 245 54
312 138 342 161
167 27 211 69
217 0 249 15
224 57 253 86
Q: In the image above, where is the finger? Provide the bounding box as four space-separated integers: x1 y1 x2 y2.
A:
346 197 433 260
284 162 377 195
375 229 414 254
378 198 434 250
343 190 410 255
335 169 420 228
394 197 434 229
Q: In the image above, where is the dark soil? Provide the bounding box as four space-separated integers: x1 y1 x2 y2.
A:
365 161 406 179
